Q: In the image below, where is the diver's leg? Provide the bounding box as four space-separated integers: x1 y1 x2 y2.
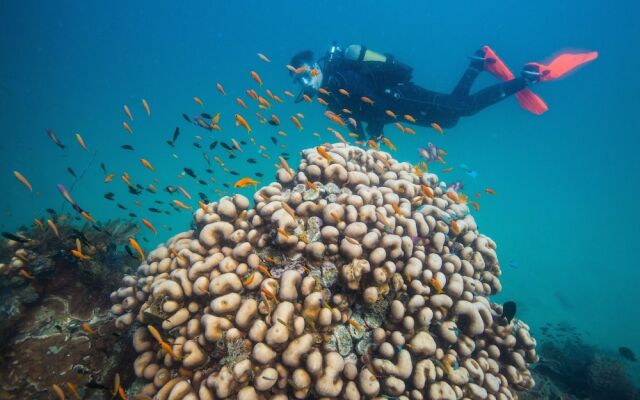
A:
461 77 528 115
366 120 385 139
451 48 489 97
386 83 461 128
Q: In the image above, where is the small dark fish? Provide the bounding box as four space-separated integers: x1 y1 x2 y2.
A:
165 186 177 194
240 140 247 145
128 213 137 218
46 208 57 215
2 232 30 243
142 237 149 243
92 224 111 236
201 112 212 119
223 183 230 188
193 142 202 149
136 184 143 190
121 144 134 150
619 347 637 362
164 210 171 215
198 192 208 201
220 142 232 151
100 162 107 174
172 127 180 142
256 172 264 177
229 154 237 159
247 158 257 164
46 128 66 149
197 179 207 185
85 381 109 390
210 141 218 150
148 208 162 213
182 113 192 123
112 332 121 338
67 167 77 178
154 200 163 204
104 192 115 200
203 152 211 166
124 245 135 259
206 168 213 174
268 119 279 126
281 152 290 156
230 171 239 176
166 140 175 148
184 168 196 178
129 187 141 195
502 301 517 323
74 216 81 221
270 136 277 144
117 203 127 210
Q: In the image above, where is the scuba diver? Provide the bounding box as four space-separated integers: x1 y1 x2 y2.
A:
289 44 597 139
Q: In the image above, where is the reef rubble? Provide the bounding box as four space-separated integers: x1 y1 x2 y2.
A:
112 143 539 399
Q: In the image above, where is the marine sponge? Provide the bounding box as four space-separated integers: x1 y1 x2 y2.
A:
112 143 538 399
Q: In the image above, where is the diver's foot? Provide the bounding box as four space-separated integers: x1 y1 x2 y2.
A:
468 48 496 71
521 63 549 85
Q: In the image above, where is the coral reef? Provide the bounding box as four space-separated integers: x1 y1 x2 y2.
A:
113 143 539 399
0 217 140 399
521 322 640 400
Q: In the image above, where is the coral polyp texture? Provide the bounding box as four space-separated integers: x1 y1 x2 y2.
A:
111 143 538 400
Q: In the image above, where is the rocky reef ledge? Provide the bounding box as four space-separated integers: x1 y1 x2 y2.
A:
112 143 538 400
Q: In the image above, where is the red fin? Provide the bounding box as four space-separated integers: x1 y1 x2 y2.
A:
528 51 598 81
483 45 547 115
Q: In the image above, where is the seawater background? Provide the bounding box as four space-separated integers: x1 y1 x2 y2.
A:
1 0 639 381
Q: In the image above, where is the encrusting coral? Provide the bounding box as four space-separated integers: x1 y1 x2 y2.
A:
112 143 539 399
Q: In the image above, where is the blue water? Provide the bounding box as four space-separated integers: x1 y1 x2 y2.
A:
2 0 639 380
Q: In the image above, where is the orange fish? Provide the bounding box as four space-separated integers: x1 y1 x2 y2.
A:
258 96 272 109
124 105 133 121
13 170 32 192
257 264 272 278
142 98 151 116
216 82 226 95
442 167 453 173
230 96 246 108
211 112 221 125
431 122 444 135
430 278 443 294
235 114 252 133
318 88 331 95
299 94 310 103
450 220 461 235
80 211 96 224
81 322 96 335
47 219 60 238
112 373 121 399
470 201 480 212
19 269 35 280
333 131 348 145
279 156 294 176
305 180 318 191
75 133 89 152
317 98 329 106
117 386 127 400
257 52 271 63
421 185 434 199
260 286 279 304
404 114 416 123
142 219 157 235
178 186 191 200
250 71 263 86
324 110 346 126
347 319 362 332
122 121 133 134
52 383 65 400
290 116 303 130
193 97 204 106
339 88 350 97
66 382 81 400
316 146 334 163
382 137 396 151
173 199 192 210
284 90 295 97
140 159 154 171
128 237 145 262
360 96 374 105
404 127 416 135
197 201 209 213
243 272 256 286
34 218 44 229
234 177 258 189
367 139 379 150
342 108 353 114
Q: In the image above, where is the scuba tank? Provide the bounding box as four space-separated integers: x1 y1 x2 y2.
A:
343 44 413 85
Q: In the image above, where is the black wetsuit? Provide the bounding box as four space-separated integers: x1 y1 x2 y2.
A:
318 51 528 138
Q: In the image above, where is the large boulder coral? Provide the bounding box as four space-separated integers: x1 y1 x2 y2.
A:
112 143 539 399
